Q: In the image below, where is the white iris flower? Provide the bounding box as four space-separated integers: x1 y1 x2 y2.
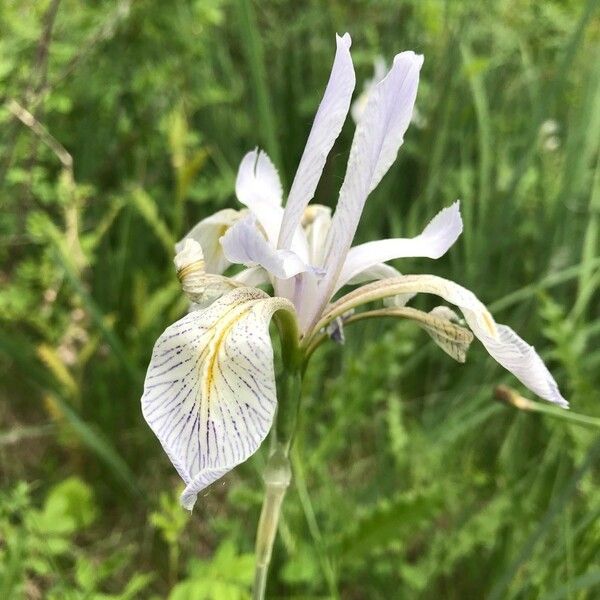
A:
142 33 566 511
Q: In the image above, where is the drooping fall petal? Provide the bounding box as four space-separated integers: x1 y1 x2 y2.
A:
141 287 296 510
317 274 567 407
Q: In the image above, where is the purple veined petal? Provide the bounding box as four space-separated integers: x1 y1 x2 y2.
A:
335 202 463 291
277 33 356 251
312 51 424 329
141 287 296 510
176 208 244 274
221 215 322 281
236 149 284 244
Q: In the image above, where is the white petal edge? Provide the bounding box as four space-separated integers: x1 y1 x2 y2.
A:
315 51 424 326
335 202 463 291
221 215 322 280
141 287 295 510
277 33 356 251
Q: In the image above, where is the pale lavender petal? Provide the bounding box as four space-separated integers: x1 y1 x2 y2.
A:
313 51 423 326
335 202 462 291
277 33 355 250
221 216 321 280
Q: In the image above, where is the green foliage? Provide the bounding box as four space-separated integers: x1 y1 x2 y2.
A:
0 478 152 599
169 540 254 600
1 0 599 598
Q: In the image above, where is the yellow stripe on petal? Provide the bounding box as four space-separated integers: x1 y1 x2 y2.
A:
141 287 296 510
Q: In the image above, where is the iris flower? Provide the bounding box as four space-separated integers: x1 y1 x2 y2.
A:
141 33 566 514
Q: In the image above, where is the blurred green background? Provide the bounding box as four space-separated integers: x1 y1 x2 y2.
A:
1 0 599 598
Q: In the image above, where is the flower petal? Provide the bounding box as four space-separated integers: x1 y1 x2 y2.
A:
141 287 296 510
345 263 415 309
302 204 333 266
351 55 388 125
236 149 284 244
317 274 567 407
176 208 243 274
236 149 283 207
277 33 355 250
231 266 270 287
315 51 424 324
175 239 241 309
335 202 463 291
221 215 321 280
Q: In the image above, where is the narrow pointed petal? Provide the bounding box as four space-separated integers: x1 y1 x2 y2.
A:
336 202 463 291
278 33 355 250
176 209 243 274
141 287 296 510
236 149 284 243
316 51 424 321
221 216 321 280
318 274 567 407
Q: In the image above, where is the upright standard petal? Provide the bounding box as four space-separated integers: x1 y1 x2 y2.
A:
315 52 424 324
335 202 463 291
141 287 296 510
176 208 244 274
236 149 283 208
236 149 284 244
221 216 321 280
317 274 567 407
277 33 355 251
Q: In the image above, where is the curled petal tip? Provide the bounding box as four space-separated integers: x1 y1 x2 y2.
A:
174 238 204 272
338 32 351 46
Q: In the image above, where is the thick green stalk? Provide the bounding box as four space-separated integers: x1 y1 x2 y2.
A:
252 368 302 600
252 440 292 600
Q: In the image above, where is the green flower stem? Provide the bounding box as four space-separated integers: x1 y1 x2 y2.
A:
495 385 600 428
253 310 303 599
253 441 292 600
